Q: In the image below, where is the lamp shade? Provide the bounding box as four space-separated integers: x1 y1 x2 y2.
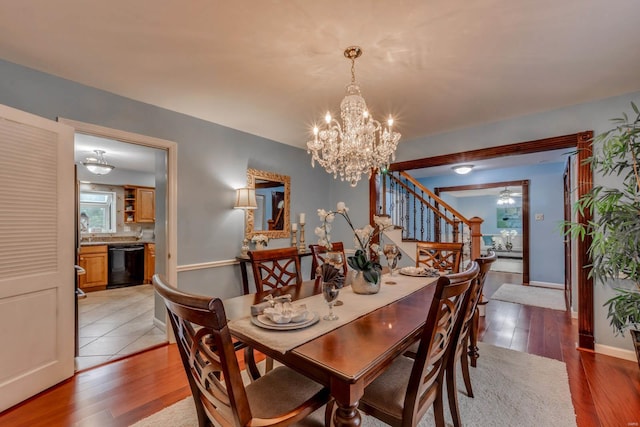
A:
82 150 115 175
234 188 257 209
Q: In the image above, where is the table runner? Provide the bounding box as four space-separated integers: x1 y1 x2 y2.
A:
227 273 437 354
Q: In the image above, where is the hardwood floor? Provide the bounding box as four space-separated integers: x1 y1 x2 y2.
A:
1 271 638 426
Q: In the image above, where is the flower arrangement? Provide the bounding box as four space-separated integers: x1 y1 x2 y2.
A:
316 202 394 284
251 234 269 247
500 229 518 251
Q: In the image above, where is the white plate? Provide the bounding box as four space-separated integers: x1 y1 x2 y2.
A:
251 312 320 331
399 267 439 277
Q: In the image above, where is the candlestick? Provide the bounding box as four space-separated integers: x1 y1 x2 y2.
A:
299 221 306 253
291 229 298 248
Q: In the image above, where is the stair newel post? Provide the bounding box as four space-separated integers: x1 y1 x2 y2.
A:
469 216 484 261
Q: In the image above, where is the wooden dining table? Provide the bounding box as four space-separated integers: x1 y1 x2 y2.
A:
223 273 438 427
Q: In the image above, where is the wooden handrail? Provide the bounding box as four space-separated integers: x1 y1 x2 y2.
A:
398 171 472 227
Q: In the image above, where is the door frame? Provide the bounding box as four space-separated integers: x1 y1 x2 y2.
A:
434 180 530 284
58 118 178 330
379 131 595 350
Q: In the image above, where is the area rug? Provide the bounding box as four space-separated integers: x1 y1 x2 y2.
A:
130 343 576 427
491 283 566 311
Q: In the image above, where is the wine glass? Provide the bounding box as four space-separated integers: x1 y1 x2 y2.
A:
326 251 344 306
383 244 400 276
322 282 340 321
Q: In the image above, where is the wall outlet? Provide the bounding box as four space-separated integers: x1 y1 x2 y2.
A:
535 213 544 221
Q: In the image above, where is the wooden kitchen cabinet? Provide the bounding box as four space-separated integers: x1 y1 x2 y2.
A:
124 185 155 223
78 245 108 291
144 243 155 284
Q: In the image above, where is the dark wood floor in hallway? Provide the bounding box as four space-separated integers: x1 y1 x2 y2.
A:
0 271 638 426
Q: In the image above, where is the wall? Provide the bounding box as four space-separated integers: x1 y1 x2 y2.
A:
0 58 333 303
418 162 566 284
393 91 640 353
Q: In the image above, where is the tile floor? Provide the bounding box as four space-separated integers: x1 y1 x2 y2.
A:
492 257 523 273
76 284 166 371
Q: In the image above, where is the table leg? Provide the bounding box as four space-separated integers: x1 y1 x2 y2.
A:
239 260 249 295
333 402 361 427
329 381 363 427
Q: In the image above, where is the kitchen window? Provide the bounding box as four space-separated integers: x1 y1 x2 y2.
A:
80 191 116 233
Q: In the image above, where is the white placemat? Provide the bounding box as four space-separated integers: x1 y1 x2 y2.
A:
227 274 437 354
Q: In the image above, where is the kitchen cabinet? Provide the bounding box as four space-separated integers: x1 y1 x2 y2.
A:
124 185 155 223
144 243 155 284
78 245 108 291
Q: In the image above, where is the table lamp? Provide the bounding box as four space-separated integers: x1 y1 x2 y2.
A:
234 187 257 256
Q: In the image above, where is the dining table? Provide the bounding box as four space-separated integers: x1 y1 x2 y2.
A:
223 271 439 427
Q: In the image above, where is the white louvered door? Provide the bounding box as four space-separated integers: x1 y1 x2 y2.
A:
0 104 75 411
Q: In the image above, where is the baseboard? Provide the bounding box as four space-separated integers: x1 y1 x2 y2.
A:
571 310 578 319
529 281 563 289
153 316 166 333
594 343 637 363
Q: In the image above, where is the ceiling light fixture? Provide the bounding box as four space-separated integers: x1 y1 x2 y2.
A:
306 46 401 187
497 188 515 205
82 150 115 175
452 165 474 175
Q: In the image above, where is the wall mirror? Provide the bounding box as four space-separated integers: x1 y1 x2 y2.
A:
246 168 290 239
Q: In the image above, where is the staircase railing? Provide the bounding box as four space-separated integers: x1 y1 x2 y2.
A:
375 171 483 264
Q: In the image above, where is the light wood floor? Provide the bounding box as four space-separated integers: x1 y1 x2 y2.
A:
1 271 638 426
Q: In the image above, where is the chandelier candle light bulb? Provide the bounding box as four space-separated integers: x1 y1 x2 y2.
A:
307 46 401 187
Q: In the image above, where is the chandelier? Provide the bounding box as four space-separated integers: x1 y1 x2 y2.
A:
306 46 401 187
82 150 115 175
497 188 515 205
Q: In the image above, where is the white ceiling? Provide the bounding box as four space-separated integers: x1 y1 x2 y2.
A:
75 133 158 173
2 0 640 155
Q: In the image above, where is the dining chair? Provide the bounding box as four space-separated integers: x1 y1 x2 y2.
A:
340 261 479 427
416 241 464 273
309 242 347 280
445 250 497 426
152 274 329 427
249 247 302 292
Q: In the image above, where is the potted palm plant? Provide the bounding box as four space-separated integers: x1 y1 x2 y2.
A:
566 102 640 367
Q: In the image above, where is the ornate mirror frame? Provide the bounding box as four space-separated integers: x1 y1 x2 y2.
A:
246 168 291 240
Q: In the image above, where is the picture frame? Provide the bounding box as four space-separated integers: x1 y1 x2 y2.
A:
497 207 522 228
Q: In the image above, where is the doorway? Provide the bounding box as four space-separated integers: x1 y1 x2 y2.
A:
61 118 178 370
435 180 530 284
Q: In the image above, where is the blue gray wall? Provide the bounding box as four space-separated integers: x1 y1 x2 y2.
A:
419 162 566 284
0 58 344 304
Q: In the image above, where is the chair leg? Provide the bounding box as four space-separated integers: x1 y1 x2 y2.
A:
460 346 474 398
265 356 274 373
433 385 446 427
243 347 261 381
325 399 335 426
446 357 463 427
469 310 480 368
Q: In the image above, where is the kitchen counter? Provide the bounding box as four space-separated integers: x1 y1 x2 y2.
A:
80 240 155 246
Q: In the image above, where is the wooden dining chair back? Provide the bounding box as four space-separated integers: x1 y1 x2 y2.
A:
355 261 479 427
153 274 328 427
308 242 347 280
445 251 497 426
249 247 302 292
416 241 464 273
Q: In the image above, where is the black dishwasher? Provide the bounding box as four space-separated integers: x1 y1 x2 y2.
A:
108 244 145 288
